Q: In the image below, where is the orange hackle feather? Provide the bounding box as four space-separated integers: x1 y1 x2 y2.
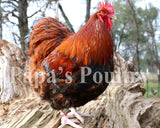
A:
56 13 113 67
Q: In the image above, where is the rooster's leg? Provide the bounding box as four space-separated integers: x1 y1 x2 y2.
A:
58 111 82 128
67 107 91 124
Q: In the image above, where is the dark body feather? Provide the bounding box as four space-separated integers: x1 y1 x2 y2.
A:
43 58 113 109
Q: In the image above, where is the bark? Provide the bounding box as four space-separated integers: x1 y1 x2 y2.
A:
85 0 91 23
0 43 160 128
127 0 140 72
18 0 29 51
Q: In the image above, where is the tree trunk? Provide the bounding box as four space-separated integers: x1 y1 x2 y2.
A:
146 7 160 73
127 0 140 72
0 40 29 103
54 0 59 20
18 0 29 51
0 46 160 128
58 3 75 33
0 0 2 39
85 0 91 23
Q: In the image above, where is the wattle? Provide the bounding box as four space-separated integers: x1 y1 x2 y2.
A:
105 17 113 31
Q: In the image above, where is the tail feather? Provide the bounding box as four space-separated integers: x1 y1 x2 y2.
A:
28 17 73 94
29 17 73 58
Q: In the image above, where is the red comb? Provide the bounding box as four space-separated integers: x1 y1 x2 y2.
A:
97 1 108 10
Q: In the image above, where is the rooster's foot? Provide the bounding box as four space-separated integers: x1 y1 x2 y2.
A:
67 107 91 124
58 112 82 128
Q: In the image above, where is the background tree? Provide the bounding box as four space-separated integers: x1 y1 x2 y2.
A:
146 5 160 71
1 0 60 50
18 0 28 51
85 0 91 22
111 0 159 72
127 0 140 72
0 0 2 39
2 0 29 50
58 2 75 32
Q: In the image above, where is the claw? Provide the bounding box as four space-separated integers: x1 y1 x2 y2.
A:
59 112 82 128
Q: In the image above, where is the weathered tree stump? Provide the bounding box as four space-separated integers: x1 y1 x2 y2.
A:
0 40 160 128
0 39 29 103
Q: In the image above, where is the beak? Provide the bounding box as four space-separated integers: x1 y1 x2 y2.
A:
110 14 117 20
97 13 101 17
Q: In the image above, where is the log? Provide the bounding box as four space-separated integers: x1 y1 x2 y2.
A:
0 42 160 128
0 40 30 103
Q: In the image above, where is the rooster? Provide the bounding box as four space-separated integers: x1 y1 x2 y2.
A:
28 1 116 128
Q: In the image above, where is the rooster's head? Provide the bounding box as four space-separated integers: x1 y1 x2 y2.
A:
97 1 116 31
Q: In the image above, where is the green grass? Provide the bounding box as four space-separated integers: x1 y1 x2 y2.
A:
143 83 160 97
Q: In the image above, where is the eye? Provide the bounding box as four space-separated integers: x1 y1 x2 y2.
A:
102 11 106 14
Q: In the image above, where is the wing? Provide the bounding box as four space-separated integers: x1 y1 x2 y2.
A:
43 49 79 77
